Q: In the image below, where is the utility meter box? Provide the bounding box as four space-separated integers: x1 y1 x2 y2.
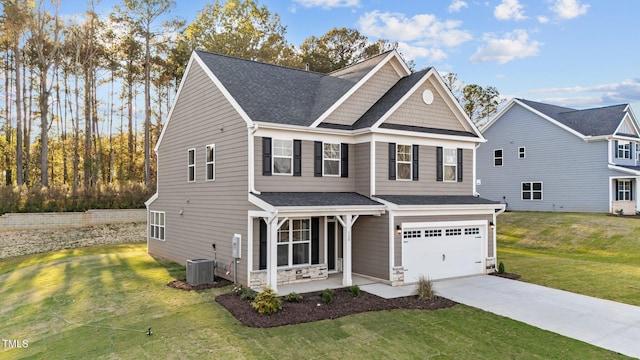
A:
232 234 241 258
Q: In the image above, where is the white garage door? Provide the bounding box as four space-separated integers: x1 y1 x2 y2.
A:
402 224 484 283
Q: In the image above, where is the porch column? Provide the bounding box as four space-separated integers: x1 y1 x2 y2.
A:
267 216 278 293
337 214 359 287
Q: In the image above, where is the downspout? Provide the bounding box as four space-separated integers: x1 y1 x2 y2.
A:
248 124 260 195
473 143 480 196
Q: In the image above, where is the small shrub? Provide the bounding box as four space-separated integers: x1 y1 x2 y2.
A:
348 285 360 298
414 275 435 300
240 288 258 301
252 287 282 315
616 209 624 216
284 292 302 303
498 261 506 274
321 288 334 304
231 285 244 296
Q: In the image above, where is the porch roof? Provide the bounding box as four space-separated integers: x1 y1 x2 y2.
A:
610 165 640 175
375 195 500 206
254 192 385 207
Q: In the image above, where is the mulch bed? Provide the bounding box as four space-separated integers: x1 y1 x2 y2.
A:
490 272 521 280
215 288 457 328
166 278 234 291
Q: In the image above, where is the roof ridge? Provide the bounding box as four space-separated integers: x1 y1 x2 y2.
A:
194 49 327 76
327 49 395 75
558 103 628 115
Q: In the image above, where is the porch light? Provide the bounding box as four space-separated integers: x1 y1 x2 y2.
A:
396 225 402 234
489 221 495 230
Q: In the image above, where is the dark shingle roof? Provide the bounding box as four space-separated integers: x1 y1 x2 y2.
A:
255 192 384 207
376 195 500 206
518 98 629 137
195 50 384 127
379 123 478 137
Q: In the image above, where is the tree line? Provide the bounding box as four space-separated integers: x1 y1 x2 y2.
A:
0 0 500 212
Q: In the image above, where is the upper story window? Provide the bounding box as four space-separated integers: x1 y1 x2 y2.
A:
518 147 526 159
443 148 457 182
273 139 293 175
206 144 215 181
617 180 632 201
636 144 640 161
494 149 503 166
397 144 412 180
187 148 196 182
323 143 340 176
150 211 165 241
277 219 311 267
522 181 543 200
617 141 631 159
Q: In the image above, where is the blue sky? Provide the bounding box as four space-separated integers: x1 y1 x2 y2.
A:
65 0 640 113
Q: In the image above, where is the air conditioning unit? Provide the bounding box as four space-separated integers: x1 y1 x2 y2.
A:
186 259 215 286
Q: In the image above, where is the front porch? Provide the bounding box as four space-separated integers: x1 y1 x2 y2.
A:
277 273 419 299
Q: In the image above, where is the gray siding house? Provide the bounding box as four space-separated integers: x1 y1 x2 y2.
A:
477 98 640 214
146 49 505 293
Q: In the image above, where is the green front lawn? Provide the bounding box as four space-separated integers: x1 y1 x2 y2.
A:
1 244 628 359
497 211 640 306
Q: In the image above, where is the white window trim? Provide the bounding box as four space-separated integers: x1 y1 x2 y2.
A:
150 211 165 241
617 141 631 159
323 142 341 177
518 147 526 159
273 139 293 176
635 143 640 161
396 144 412 181
494 148 503 167
206 144 215 181
618 180 632 201
277 218 311 267
443 148 457 182
187 148 196 183
521 181 543 201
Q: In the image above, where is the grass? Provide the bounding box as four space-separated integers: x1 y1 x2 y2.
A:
1 244 629 359
497 211 640 306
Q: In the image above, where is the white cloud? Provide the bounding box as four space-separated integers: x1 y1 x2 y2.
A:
531 79 640 105
494 0 527 21
293 0 360 9
470 29 542 64
549 0 589 19
448 0 468 13
537 15 549 23
358 10 472 48
397 42 448 63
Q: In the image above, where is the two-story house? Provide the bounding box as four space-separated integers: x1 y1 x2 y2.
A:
146 49 504 293
477 98 640 214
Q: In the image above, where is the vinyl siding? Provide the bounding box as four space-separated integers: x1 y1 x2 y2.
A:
321 61 401 126
375 141 472 195
149 62 250 284
354 142 371 196
478 103 621 212
352 213 390 280
384 78 469 132
254 137 357 192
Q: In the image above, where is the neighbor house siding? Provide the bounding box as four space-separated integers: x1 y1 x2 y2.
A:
149 62 250 284
354 142 371 196
477 103 620 212
374 141 472 195
321 62 401 126
352 213 390 280
384 78 469 132
254 137 356 192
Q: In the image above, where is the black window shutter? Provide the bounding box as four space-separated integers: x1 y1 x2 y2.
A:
262 137 272 176
615 140 619 158
412 145 419 181
293 140 302 176
341 143 349 178
314 141 322 177
311 217 319 264
457 148 463 182
259 219 267 270
389 143 396 180
436 147 443 181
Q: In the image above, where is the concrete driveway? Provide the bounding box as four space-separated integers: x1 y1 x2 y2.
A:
433 275 640 359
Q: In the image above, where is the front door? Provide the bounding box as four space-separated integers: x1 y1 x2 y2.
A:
327 221 336 271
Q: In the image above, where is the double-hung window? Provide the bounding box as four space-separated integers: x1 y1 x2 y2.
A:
187 148 196 182
277 219 311 267
206 144 215 181
494 149 503 166
617 180 632 201
443 148 457 181
522 182 543 200
323 143 340 176
273 139 293 175
396 144 412 180
150 211 165 240
636 144 640 161
617 141 631 159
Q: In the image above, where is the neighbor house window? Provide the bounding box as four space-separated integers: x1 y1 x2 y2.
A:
206 144 215 181
617 141 631 159
323 143 340 176
277 219 311 267
636 144 640 160
518 147 526 159
443 148 457 181
273 139 293 175
187 148 195 182
396 144 412 180
150 211 165 241
494 149 503 166
617 180 632 201
522 182 543 200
